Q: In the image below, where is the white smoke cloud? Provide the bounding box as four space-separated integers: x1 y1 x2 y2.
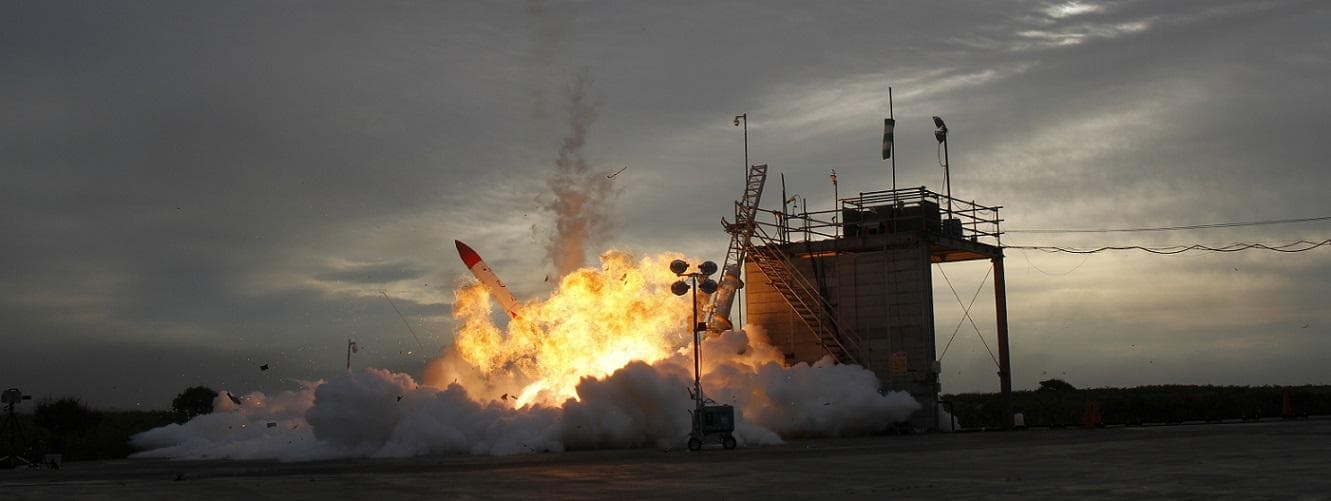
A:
132 330 919 460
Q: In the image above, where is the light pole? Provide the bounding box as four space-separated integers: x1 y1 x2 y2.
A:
830 170 839 238
670 259 718 414
734 113 748 185
733 113 748 327
933 116 952 218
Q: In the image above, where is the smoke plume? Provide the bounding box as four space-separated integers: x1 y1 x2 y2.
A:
542 72 616 279
132 331 918 460
132 251 919 460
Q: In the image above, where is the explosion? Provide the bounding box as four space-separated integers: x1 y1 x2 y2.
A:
431 251 692 408
132 250 921 460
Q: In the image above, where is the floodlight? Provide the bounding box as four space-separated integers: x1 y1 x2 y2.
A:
699 261 718 276
671 280 690 296
699 278 718 294
933 116 948 143
669 259 689 275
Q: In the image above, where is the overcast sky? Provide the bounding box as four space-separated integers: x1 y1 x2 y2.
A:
4 0 1329 409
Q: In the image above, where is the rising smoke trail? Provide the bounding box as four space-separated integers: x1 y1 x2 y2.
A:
542 71 617 279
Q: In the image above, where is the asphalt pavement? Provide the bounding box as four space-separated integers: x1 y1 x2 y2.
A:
4 418 1329 499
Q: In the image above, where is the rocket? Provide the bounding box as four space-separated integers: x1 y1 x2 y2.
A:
454 240 521 319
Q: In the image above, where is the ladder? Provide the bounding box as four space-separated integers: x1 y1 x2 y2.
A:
705 164 767 333
745 224 863 366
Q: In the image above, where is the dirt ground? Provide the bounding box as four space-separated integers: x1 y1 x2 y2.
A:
4 418 1329 500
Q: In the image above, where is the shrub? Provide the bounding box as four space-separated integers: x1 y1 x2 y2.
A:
171 386 217 422
33 397 100 434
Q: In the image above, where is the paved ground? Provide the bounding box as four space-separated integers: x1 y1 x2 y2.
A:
4 418 1330 500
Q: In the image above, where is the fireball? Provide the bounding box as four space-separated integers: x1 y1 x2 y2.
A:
431 250 697 407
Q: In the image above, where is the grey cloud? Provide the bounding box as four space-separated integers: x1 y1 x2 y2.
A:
3 0 1328 406
315 261 429 285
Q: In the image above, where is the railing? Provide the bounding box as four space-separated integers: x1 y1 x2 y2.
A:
756 186 1002 247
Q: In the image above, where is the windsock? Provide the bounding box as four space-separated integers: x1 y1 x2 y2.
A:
454 240 521 319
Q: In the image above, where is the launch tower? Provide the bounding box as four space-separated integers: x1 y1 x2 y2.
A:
742 186 1009 431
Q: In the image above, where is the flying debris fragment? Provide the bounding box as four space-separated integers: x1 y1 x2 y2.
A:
455 240 522 319
226 392 242 406
606 165 628 179
259 364 269 371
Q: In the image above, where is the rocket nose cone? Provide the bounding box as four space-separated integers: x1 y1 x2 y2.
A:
455 240 482 268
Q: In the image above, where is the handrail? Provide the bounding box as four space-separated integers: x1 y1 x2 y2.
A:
762 186 1002 247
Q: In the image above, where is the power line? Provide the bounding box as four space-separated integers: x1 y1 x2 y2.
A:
1006 239 1331 255
1007 215 1331 234
380 290 427 354
1018 249 1090 275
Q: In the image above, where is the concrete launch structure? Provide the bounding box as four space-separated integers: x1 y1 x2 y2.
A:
742 187 1008 431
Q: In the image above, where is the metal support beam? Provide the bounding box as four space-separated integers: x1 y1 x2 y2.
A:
992 255 1013 428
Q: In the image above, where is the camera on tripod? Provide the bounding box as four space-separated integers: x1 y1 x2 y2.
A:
3 387 35 468
1 389 31 406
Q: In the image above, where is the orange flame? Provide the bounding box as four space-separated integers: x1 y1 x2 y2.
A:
432 250 697 407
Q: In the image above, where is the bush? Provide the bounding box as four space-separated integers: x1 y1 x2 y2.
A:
171 386 217 422
34 397 100 434
945 384 1331 429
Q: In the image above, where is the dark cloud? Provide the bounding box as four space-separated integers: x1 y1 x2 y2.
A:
315 261 429 284
2 1 1329 406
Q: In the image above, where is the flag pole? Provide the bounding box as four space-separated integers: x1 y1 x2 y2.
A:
889 86 896 195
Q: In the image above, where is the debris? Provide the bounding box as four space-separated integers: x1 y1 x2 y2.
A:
259 364 269 371
606 165 628 179
396 395 403 402
501 393 509 401
266 422 277 428
226 392 242 405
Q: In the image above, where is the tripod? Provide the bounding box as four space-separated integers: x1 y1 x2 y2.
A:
1 400 33 468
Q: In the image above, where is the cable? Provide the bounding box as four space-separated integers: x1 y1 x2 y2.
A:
1006 239 1331 255
1019 248 1090 276
1007 215 1331 234
936 264 998 368
380 290 427 354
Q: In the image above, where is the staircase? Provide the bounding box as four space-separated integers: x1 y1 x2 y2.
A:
745 224 863 366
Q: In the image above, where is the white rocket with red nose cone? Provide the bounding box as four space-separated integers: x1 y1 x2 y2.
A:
454 240 521 319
